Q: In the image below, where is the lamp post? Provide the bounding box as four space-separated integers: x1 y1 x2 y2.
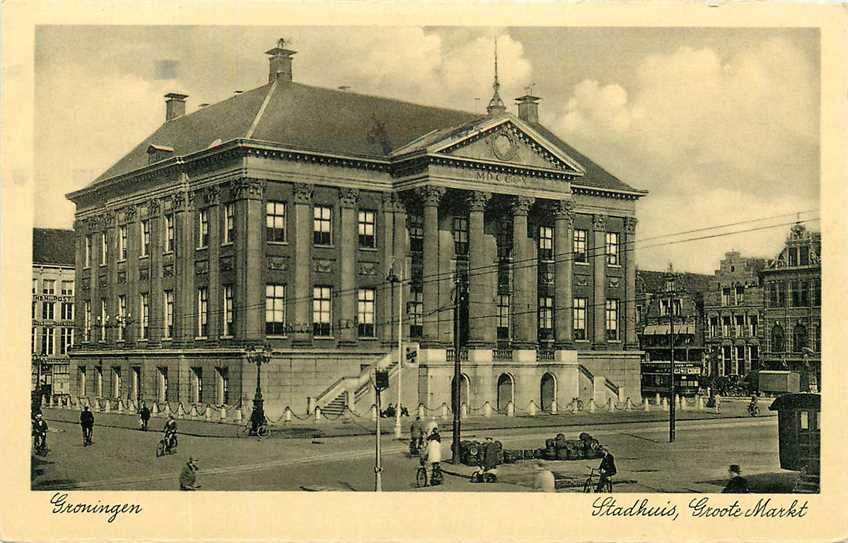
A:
451 272 467 464
246 343 273 434
665 265 676 443
387 263 404 439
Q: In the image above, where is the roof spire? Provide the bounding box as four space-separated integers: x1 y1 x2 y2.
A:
486 37 506 115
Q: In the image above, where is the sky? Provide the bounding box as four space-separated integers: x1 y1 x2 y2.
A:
34 26 820 273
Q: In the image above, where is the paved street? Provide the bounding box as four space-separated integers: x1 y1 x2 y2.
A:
32 407 796 493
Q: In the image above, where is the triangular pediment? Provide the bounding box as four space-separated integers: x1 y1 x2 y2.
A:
430 117 586 174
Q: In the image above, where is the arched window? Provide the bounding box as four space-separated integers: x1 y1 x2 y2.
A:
793 324 807 353
771 324 785 353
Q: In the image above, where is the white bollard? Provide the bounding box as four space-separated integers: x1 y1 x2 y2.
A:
625 397 632 412
152 402 160 416
697 395 705 411
205 405 212 422
314 406 322 423
528 400 537 417
440 403 449 420
220 406 227 421
104 399 111 413
285 407 292 423
588 399 596 413
679 395 687 411
233 407 243 423
483 401 492 418
655 392 661 406
607 398 614 413
551 399 558 415
117 400 124 413
506 401 515 417
460 403 468 419
418 404 426 419
190 404 198 418
643 397 651 411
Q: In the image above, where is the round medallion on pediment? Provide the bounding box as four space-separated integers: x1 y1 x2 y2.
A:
489 131 519 162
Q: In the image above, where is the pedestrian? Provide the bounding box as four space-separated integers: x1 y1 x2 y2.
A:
179 457 201 491
409 416 423 452
80 405 95 446
138 402 151 431
714 392 722 414
533 461 556 492
722 464 749 493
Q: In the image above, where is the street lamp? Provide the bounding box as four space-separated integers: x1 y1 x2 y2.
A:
664 264 677 443
387 262 404 439
246 343 273 435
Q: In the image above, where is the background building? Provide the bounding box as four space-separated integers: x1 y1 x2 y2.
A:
635 269 711 397
32 228 76 397
66 40 647 417
703 251 767 379
760 222 821 391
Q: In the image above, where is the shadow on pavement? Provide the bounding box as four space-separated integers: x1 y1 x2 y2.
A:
695 471 799 493
31 454 79 491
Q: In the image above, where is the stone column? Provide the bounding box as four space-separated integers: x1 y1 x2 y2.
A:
338 188 358 346
231 177 265 343
174 188 195 346
419 186 445 347
554 199 575 350
592 214 607 348
511 196 536 350
291 183 314 347
467 190 494 348
205 186 221 343
148 198 162 347
624 217 639 349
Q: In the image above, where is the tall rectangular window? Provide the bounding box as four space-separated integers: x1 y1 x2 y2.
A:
358 210 376 248
605 232 620 265
41 327 55 355
453 216 469 256
538 296 554 340
357 288 376 337
101 233 108 264
216 367 229 405
191 367 203 404
709 316 718 337
78 367 87 397
813 279 821 306
84 301 92 341
118 225 128 260
139 293 149 340
111 367 122 399
735 314 745 337
789 247 798 267
32 278 38 294
61 280 74 296
85 235 92 267
750 315 759 337
42 301 55 321
197 287 208 337
223 286 234 336
164 214 175 252
800 280 810 307
736 345 746 374
735 286 745 304
224 204 235 243
43 279 55 295
777 281 786 306
538 226 553 261
722 316 731 337
313 205 332 245
163 290 174 339
573 297 587 340
100 300 107 341
60 327 74 354
408 215 423 253
117 295 126 341
409 290 423 337
497 294 510 340
800 246 810 266
790 280 800 307
266 201 286 243
606 299 619 340
140 220 150 257
32 327 37 353
722 287 731 306
573 229 588 263
265 284 286 335
198 209 209 248
313 286 332 336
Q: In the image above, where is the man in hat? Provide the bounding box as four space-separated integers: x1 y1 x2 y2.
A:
596 446 617 492
179 457 201 491
722 464 749 493
80 405 95 446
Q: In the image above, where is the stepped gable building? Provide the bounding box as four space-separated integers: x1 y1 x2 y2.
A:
703 251 768 378
66 40 647 417
760 222 821 391
32 228 76 396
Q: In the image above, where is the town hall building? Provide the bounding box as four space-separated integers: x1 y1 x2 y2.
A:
66 40 647 418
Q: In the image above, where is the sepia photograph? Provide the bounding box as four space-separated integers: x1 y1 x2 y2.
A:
26 24 822 496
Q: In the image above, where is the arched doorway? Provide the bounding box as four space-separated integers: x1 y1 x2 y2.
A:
540 373 556 412
496 373 514 413
450 374 470 412
771 324 785 353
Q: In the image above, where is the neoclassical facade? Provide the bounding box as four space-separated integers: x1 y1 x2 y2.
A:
66 41 646 416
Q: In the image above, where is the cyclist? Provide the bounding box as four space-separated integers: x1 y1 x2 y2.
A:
596 446 617 492
32 413 48 452
424 428 442 485
249 406 266 437
163 415 178 452
747 395 759 417
80 405 95 446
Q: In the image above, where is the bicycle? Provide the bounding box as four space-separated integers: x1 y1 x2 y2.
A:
416 462 442 488
156 432 178 457
583 467 613 493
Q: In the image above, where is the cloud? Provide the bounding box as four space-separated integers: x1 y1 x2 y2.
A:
547 38 819 271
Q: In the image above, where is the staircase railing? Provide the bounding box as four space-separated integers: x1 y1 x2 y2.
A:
315 351 395 409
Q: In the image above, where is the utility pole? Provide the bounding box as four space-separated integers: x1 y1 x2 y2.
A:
375 382 382 491
451 273 466 464
666 265 676 443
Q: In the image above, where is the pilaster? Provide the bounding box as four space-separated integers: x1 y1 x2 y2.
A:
291 183 314 347
592 213 607 349
624 217 639 349
338 187 358 346
205 186 221 343
230 177 265 343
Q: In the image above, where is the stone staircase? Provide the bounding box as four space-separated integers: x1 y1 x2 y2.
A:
793 470 820 493
315 351 397 416
322 394 348 417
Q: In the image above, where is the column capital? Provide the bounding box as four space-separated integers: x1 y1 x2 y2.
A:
204 185 221 205
510 196 535 216
339 187 359 208
552 199 575 221
230 177 264 200
122 204 137 222
381 191 404 213
292 182 313 204
592 213 607 232
624 216 638 234
417 185 446 207
147 198 162 217
467 190 492 212
172 191 189 212
102 209 117 228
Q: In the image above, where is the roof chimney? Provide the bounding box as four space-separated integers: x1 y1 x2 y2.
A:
164 92 188 122
265 38 297 83
515 94 541 124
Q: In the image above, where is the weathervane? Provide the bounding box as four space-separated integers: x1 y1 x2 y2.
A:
486 36 506 115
